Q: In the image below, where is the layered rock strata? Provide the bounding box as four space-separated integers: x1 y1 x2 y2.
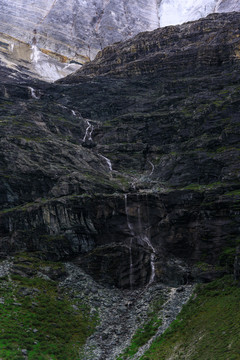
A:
0 13 240 289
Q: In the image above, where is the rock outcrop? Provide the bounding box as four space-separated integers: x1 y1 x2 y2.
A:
0 32 83 82
0 13 240 290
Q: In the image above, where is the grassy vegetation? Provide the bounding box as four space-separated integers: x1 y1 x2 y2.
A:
219 237 240 272
117 296 165 359
182 182 223 191
141 276 240 360
0 257 97 360
224 189 240 196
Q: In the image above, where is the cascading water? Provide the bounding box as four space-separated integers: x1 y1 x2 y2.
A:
28 87 39 99
148 160 155 176
137 202 156 285
83 119 94 142
125 194 134 290
129 238 134 290
99 154 113 173
124 194 156 289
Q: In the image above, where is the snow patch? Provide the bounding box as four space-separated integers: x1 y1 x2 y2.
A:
159 0 217 27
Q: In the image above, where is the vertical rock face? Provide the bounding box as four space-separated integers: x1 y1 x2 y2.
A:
0 32 82 82
0 0 240 59
0 13 240 289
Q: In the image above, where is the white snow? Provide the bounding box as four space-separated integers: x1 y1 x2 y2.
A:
159 0 217 27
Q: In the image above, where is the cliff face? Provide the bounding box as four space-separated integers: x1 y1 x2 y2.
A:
0 32 83 82
0 13 240 290
0 0 240 60
0 0 160 59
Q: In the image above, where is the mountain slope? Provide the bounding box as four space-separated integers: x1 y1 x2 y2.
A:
0 0 240 60
0 12 240 359
0 11 239 285
140 276 240 360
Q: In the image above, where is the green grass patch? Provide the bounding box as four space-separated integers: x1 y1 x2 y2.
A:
0 268 97 359
224 189 240 196
141 276 240 360
182 182 223 191
218 237 240 272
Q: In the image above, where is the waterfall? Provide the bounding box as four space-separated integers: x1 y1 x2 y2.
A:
125 194 134 233
28 87 39 99
99 154 113 172
125 194 134 289
124 194 156 288
83 119 94 142
71 110 76 116
137 200 156 285
148 160 155 176
129 239 134 290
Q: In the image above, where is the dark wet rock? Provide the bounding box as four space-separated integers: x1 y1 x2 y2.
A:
234 246 240 284
0 13 239 290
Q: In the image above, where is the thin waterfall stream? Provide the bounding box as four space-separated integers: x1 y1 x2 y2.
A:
137 201 156 285
71 109 113 174
28 87 39 99
83 119 94 142
99 154 113 172
124 194 156 289
125 194 134 290
148 159 155 176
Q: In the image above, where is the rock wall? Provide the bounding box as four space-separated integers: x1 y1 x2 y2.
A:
0 190 239 287
0 13 240 289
